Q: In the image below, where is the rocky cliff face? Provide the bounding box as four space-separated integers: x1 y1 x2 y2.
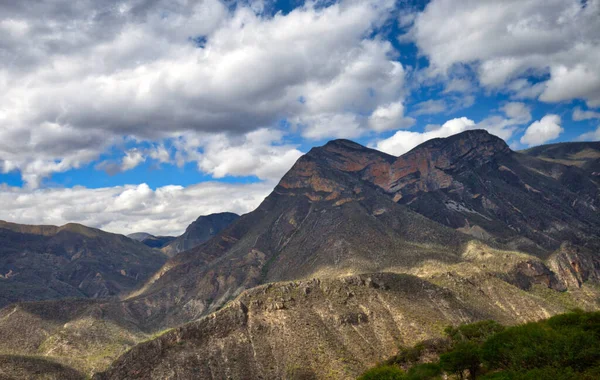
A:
161 212 239 257
0 221 167 307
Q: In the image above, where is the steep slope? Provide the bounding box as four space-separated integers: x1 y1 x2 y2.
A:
161 212 239 256
521 141 600 169
0 221 167 307
124 132 600 329
345 131 600 256
124 141 472 329
97 270 600 380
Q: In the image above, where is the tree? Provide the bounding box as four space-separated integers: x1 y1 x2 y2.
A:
440 342 481 379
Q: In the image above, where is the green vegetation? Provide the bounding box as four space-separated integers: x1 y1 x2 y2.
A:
359 310 600 379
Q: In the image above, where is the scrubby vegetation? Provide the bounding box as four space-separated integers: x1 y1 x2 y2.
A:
359 310 600 379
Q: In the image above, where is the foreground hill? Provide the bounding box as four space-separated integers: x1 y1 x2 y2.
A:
0 221 167 307
160 212 240 257
97 269 600 379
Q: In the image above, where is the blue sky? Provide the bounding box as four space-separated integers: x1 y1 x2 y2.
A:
0 0 599 235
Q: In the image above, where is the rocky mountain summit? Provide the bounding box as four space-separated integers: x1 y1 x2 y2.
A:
1 130 599 379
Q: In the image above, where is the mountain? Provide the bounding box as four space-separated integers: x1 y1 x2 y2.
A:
121 131 600 329
128 233 176 249
127 232 153 242
160 212 240 257
0 221 167 308
521 141 600 178
1 131 600 378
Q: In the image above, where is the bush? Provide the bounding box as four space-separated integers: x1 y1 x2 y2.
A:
358 365 405 380
361 311 600 380
405 363 443 380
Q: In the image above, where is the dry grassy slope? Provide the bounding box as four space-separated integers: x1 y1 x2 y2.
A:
96 269 600 380
521 141 600 169
0 298 149 376
0 221 167 307
0 355 84 380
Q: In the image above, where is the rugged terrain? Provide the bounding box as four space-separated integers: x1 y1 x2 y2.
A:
161 212 240 257
128 233 176 249
0 222 167 308
1 130 599 379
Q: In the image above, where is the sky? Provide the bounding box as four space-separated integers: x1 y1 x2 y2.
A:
0 0 599 236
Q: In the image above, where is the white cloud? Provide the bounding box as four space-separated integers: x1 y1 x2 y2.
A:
195 129 303 181
520 114 563 146
368 101 415 132
0 181 272 236
0 0 400 186
573 107 600 121
121 149 146 171
412 99 447 116
411 0 600 106
375 117 476 156
443 78 475 94
373 102 532 155
579 126 600 141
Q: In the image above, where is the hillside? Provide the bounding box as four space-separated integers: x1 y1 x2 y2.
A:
128 233 176 249
96 270 600 379
0 221 167 307
160 212 240 257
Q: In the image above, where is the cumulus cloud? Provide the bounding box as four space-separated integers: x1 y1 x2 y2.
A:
194 129 303 181
368 102 415 132
579 126 600 141
0 0 401 185
0 182 272 236
520 115 564 146
121 149 146 171
410 0 600 106
573 107 600 121
375 117 476 156
374 102 532 155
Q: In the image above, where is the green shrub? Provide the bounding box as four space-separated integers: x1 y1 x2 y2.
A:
405 363 442 380
439 342 481 379
358 365 405 380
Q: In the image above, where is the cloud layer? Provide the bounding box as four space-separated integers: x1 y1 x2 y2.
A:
410 0 600 106
0 0 408 187
0 182 271 236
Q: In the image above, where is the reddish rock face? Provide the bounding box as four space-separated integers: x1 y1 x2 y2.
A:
276 130 600 258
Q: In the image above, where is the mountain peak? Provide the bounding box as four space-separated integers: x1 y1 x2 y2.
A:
407 129 510 157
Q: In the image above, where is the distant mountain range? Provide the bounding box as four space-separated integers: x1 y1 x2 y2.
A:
0 221 167 308
160 212 240 256
127 213 239 255
0 130 598 379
